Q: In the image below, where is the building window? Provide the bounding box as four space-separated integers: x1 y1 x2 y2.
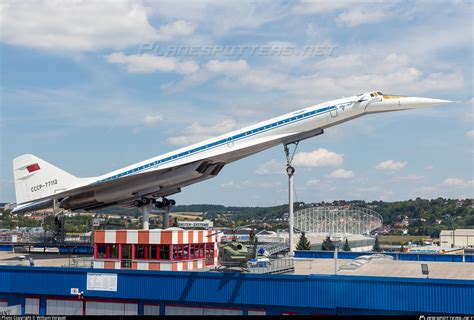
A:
205 244 214 266
198 244 204 258
144 304 160 315
149 246 157 259
172 245 180 260
25 298 40 315
183 245 189 259
159 245 170 260
96 244 119 259
136 245 148 259
97 244 107 258
86 301 137 316
47 299 83 315
109 244 118 259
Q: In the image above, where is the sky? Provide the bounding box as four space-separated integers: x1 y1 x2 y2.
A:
0 0 473 206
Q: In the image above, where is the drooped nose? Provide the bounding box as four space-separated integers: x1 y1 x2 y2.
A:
365 95 453 113
398 97 453 108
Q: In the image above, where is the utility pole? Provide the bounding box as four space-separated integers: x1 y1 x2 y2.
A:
287 164 295 255
284 142 298 256
331 236 342 275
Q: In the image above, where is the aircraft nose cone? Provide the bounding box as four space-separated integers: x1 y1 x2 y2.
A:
401 97 453 108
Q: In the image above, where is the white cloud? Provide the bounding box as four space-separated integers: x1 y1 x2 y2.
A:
105 52 199 74
305 179 321 187
167 118 238 146
376 160 407 170
336 9 386 27
259 181 282 188
416 178 474 198
154 20 196 40
220 180 252 189
327 169 354 179
0 1 195 52
465 130 474 138
3 87 164 128
175 54 464 99
292 148 344 167
312 54 364 72
441 178 473 187
151 1 288 36
255 159 285 176
143 114 162 126
206 59 249 75
396 174 424 181
292 1 356 15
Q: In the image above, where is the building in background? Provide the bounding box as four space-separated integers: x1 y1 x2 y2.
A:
440 229 474 248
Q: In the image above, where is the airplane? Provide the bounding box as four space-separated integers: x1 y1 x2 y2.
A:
12 91 451 228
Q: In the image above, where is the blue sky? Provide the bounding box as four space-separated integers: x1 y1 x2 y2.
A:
0 0 473 206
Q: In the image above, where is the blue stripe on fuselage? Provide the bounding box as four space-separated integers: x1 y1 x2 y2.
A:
97 105 337 182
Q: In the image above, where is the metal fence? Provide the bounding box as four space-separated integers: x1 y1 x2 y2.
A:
246 258 294 274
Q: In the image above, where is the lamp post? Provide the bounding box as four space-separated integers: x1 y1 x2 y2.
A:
331 236 342 275
287 165 295 256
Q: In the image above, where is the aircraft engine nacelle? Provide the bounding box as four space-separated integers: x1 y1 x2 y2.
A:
59 161 212 210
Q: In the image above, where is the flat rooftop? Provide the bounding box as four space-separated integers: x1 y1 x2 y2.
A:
0 251 92 268
1 251 472 280
293 258 474 280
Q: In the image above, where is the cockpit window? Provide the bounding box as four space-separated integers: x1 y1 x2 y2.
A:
377 91 383 95
383 94 406 99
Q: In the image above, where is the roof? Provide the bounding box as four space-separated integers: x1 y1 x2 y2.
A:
440 229 474 236
293 258 474 280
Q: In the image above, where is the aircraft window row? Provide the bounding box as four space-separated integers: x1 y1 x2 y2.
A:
101 106 335 182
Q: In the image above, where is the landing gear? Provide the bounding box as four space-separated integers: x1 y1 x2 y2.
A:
133 197 176 230
155 198 176 209
133 199 143 207
132 197 167 208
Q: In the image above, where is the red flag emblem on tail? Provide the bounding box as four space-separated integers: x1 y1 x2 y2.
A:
26 163 41 173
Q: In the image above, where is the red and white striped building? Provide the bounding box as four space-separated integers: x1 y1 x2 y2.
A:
93 228 220 271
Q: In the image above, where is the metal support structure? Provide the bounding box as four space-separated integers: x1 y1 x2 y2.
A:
331 237 342 275
139 204 152 230
288 167 294 255
139 203 172 230
284 142 298 256
163 208 170 229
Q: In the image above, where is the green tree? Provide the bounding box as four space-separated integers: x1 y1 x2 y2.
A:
321 236 333 251
296 232 311 250
372 236 382 252
342 238 351 251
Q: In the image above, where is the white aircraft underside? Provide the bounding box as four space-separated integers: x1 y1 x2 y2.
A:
12 91 451 214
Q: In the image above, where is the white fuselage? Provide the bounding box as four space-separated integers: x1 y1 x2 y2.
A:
97 96 361 184
12 91 451 213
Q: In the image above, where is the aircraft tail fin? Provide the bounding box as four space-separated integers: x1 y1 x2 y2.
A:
13 154 81 204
